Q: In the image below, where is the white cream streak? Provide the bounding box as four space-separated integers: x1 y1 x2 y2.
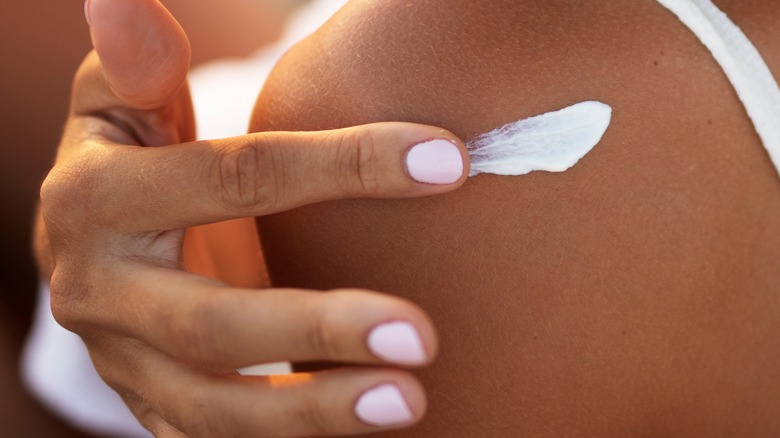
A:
656 0 780 178
467 101 612 177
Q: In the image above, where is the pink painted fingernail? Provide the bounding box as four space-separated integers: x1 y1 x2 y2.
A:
355 384 414 426
406 139 464 185
84 0 92 25
368 321 427 365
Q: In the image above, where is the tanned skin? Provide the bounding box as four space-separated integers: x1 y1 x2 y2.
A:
251 1 780 435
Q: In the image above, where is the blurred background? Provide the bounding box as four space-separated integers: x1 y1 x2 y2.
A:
0 1 306 435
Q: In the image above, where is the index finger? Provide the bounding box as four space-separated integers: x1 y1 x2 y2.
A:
46 122 469 233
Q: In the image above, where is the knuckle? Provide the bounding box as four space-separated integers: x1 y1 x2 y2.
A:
306 302 341 361
48 278 76 330
39 170 65 216
87 337 141 394
295 394 337 435
213 137 281 214
333 129 381 196
126 400 165 436
170 295 228 364
40 148 111 230
40 166 81 223
48 269 90 332
180 392 237 438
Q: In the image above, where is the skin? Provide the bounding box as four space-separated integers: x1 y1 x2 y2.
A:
252 0 780 436
1 0 296 313
3 1 292 434
36 0 473 436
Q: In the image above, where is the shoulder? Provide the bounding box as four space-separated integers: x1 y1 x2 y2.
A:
254 0 777 135
250 2 780 434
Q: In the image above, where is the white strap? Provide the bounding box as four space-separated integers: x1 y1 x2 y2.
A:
656 0 780 178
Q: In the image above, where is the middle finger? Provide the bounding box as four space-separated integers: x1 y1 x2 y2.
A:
81 263 437 369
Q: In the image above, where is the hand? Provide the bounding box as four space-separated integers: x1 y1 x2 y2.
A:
35 0 469 436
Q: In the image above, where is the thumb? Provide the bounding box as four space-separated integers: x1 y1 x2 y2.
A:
86 0 191 109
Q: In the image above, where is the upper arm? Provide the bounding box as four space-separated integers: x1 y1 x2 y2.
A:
251 1 780 435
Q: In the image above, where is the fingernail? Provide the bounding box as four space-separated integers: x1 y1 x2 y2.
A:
368 321 427 365
84 0 92 25
406 139 464 185
355 384 414 426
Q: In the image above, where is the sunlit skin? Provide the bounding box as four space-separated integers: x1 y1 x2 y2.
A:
30 0 780 435
251 0 780 435
35 0 473 435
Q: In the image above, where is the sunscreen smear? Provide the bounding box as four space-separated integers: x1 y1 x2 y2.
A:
467 101 612 177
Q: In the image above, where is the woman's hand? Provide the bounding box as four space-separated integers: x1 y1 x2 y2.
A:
35 0 468 436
